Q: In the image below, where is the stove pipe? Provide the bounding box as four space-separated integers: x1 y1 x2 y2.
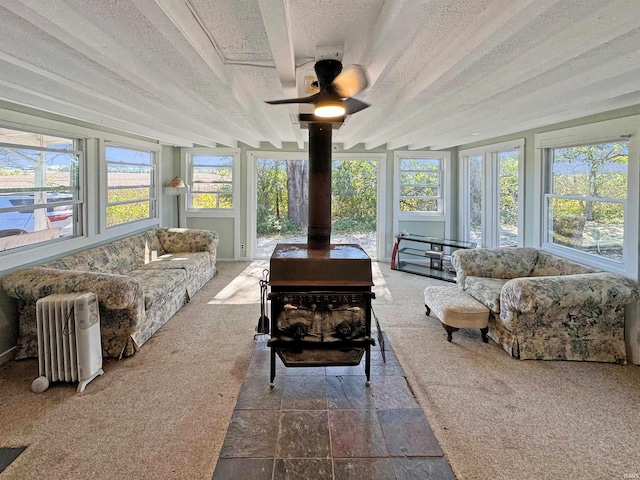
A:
307 122 333 249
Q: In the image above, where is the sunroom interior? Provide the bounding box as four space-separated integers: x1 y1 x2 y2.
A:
2 2 640 479
1 1 640 365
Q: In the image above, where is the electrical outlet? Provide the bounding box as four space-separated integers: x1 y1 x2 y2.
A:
240 243 245 251
387 244 392 253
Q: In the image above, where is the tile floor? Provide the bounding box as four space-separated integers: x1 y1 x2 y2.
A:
0 447 26 474
212 334 456 480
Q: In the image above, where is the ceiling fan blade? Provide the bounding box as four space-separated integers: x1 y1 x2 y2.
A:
343 97 370 115
265 93 319 105
332 65 368 98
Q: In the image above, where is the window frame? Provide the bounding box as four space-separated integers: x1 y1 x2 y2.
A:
0 126 84 252
533 116 640 276
459 139 524 248
102 142 159 230
184 147 240 218
393 151 450 220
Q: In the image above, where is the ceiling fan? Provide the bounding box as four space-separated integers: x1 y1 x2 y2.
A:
265 59 369 118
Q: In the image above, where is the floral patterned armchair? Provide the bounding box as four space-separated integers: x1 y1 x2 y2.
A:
451 247 638 363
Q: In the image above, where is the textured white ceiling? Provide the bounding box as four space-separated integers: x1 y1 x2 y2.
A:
1 0 639 150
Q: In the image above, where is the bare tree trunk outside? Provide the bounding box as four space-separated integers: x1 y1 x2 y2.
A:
286 160 308 230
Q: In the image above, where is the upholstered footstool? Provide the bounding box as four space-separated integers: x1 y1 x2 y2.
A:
424 286 490 343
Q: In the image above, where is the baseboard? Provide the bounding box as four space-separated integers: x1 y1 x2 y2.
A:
0 346 16 366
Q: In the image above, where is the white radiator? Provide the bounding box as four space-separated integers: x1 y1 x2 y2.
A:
35 292 104 393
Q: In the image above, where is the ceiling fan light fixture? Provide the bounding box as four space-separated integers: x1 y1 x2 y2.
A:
314 101 345 118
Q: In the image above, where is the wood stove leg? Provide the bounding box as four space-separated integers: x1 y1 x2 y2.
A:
269 347 276 388
365 345 371 387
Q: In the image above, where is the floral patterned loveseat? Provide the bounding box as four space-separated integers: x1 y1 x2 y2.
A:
2 228 218 359
451 247 638 363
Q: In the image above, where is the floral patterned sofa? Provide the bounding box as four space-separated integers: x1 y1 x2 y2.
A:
2 228 218 359
451 247 638 363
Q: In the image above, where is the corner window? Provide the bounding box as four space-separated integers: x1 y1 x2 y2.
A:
186 148 238 211
105 145 157 228
0 127 82 251
459 139 524 248
544 141 627 262
395 154 444 216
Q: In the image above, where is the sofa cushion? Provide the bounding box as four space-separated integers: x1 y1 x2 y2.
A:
530 251 599 277
464 276 508 314
452 247 539 286
156 228 218 254
42 230 166 275
128 268 187 309
140 251 212 274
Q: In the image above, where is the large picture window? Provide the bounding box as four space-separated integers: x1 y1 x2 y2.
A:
0 127 82 251
544 141 627 262
105 145 157 228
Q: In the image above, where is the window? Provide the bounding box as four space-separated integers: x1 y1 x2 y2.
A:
105 145 157 228
0 127 82 251
460 140 524 248
464 154 483 244
534 116 640 274
186 149 238 210
395 155 444 215
544 141 627 262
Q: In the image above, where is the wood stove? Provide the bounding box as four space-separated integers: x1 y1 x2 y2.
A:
268 243 375 386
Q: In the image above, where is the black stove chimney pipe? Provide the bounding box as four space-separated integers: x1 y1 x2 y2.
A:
307 122 333 248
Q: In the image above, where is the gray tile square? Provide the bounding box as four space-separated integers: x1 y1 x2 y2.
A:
333 458 397 479
378 409 443 457
370 362 405 376
282 376 327 410
219 410 280 458
329 410 388 458
0 447 26 473
211 458 273 480
246 350 287 377
273 458 333 480
326 375 375 410
326 364 365 375
392 457 456 480
278 410 330 458
369 375 419 409
235 375 283 410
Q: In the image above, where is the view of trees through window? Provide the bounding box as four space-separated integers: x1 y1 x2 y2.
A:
398 158 441 213
256 157 377 257
499 151 519 246
464 149 519 247
547 141 628 261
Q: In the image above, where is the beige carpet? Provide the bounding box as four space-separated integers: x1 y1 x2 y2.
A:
2 261 640 479
0 261 255 480
376 262 640 480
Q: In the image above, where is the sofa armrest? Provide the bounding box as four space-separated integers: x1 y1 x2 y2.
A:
501 273 639 314
451 247 539 286
2 268 143 310
156 228 219 254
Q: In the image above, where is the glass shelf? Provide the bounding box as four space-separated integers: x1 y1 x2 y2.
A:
391 234 476 282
